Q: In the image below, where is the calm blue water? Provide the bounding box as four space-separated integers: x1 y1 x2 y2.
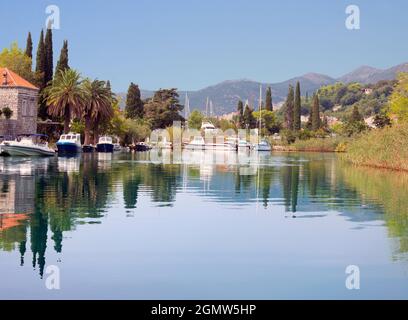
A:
1 150 408 299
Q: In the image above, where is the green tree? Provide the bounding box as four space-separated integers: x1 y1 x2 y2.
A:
144 88 184 129
44 28 53 84
188 109 204 130
25 32 33 59
265 87 273 111
344 105 367 136
284 85 294 129
253 110 279 135
350 105 363 122
0 42 34 83
311 93 321 131
243 104 256 129
55 40 69 76
237 100 244 128
389 72 408 121
35 30 46 89
293 81 301 131
373 112 392 128
44 69 87 134
125 83 144 119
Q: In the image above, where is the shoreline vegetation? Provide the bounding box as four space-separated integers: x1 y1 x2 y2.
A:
1 30 408 172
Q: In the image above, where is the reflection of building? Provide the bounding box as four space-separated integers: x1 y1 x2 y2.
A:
0 68 39 136
0 213 28 232
0 175 35 214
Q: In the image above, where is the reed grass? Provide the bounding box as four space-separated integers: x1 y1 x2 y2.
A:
342 122 408 171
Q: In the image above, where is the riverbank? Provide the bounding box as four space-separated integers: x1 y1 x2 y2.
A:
272 136 349 153
342 122 408 172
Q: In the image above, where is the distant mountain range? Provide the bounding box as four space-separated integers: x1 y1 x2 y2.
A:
117 62 408 115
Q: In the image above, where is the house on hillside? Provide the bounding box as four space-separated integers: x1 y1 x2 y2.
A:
0 68 39 137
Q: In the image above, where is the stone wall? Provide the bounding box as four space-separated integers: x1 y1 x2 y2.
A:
0 86 38 136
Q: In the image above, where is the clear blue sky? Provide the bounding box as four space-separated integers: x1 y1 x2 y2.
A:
1 0 407 92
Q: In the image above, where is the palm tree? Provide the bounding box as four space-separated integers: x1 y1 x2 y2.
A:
81 79 114 145
44 69 87 134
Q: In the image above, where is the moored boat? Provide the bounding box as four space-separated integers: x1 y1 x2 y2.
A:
0 134 55 157
96 136 114 153
253 139 272 152
82 145 95 153
135 142 152 152
56 133 82 155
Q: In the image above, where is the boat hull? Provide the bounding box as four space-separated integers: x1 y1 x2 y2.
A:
135 144 151 152
96 143 114 153
1 145 55 157
82 145 95 153
57 142 82 155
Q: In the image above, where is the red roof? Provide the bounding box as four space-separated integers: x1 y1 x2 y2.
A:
0 67 38 90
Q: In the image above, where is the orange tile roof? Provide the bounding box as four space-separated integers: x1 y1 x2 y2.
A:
0 67 38 90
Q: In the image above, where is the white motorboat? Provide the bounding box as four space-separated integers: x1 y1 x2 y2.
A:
96 136 114 153
56 133 82 155
0 134 55 156
184 136 205 150
185 136 237 151
253 139 272 152
238 139 252 150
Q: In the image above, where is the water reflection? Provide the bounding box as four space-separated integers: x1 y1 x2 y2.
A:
0 150 408 282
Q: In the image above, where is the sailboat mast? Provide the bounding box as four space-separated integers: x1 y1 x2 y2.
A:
184 93 190 119
259 85 262 138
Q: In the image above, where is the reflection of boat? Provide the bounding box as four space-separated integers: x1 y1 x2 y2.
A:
57 156 80 173
96 136 114 153
0 134 55 156
57 133 82 155
135 142 152 152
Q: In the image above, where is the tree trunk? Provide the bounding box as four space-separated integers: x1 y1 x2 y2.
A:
84 115 91 145
93 121 99 145
64 106 71 134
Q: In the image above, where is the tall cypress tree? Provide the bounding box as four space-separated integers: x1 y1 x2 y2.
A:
125 83 144 119
265 87 273 111
35 30 46 89
44 28 53 84
293 81 301 131
312 93 321 131
284 85 294 130
55 40 69 76
237 100 244 128
350 105 363 122
243 104 255 129
25 32 33 59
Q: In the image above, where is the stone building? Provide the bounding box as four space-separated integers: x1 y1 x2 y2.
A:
0 67 39 137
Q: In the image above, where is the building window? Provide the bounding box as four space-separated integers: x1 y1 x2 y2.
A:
22 100 27 116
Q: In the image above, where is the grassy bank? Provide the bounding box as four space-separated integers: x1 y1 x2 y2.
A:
273 136 349 152
342 122 408 171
